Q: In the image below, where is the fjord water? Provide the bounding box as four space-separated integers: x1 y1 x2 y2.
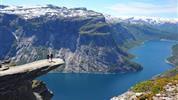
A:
39 40 176 100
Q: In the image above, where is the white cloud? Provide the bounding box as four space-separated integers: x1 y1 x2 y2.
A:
107 2 177 17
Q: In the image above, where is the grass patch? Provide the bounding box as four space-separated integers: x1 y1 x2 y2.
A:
80 22 109 35
132 74 178 94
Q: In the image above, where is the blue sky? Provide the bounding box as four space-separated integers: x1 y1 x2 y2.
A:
0 0 177 18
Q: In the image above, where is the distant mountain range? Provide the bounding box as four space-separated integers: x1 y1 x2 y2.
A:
0 5 177 73
105 15 178 24
105 15 178 37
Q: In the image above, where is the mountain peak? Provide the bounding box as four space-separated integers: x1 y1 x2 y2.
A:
0 5 9 9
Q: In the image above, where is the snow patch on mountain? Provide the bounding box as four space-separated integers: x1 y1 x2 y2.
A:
0 5 102 19
105 14 178 25
1 5 176 25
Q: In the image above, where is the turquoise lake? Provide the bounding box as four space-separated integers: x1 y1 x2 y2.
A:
39 40 177 100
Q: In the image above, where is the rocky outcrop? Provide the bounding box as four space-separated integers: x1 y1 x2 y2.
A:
32 80 53 100
111 91 143 100
0 80 52 100
111 82 178 100
153 82 178 100
0 59 64 100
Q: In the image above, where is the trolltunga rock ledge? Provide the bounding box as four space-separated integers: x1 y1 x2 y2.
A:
0 58 64 100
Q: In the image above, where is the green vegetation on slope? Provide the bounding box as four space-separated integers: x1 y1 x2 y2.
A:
132 74 178 99
122 23 178 40
167 44 178 66
80 22 110 35
156 44 178 78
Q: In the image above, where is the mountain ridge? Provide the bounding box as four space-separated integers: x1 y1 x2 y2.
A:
1 5 177 23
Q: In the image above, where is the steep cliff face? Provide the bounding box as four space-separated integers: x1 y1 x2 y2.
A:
0 80 52 100
0 5 142 73
0 14 17 59
32 80 53 100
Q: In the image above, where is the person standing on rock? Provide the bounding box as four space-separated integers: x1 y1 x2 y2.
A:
50 53 53 62
47 54 50 62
